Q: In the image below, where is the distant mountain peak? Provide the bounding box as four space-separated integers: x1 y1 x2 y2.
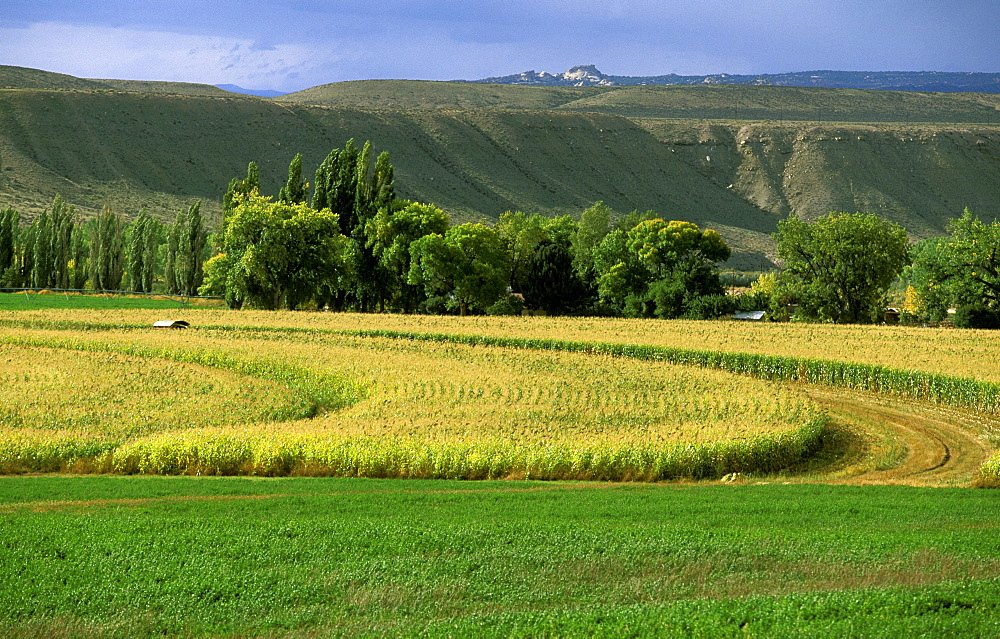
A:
469 67 1000 93
475 65 615 86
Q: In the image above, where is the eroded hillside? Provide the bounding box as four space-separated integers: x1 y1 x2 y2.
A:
641 121 1000 240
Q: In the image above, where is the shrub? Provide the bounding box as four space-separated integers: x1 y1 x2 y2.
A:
954 304 1000 329
684 294 737 320
486 294 525 316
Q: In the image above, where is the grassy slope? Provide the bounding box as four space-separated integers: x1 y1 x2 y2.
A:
2 68 1000 266
280 80 1000 123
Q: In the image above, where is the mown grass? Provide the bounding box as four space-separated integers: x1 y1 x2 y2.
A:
0 477 998 637
0 292 221 311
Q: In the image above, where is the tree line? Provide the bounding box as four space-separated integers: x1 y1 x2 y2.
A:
197 139 737 318
743 208 1000 328
0 198 207 295
4 135 997 326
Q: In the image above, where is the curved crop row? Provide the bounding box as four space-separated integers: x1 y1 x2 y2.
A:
977 455 1000 488
337 329 1000 415
97 418 827 480
0 333 366 416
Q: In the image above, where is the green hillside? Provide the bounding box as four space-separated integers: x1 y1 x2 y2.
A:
0 65 235 97
282 80 1000 125
1 66 999 267
557 84 1000 124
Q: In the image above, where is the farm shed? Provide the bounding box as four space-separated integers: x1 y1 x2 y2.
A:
153 320 190 329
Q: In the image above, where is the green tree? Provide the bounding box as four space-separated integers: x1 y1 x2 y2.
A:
312 141 360 233
15 223 36 289
50 197 75 290
571 201 612 281
164 203 208 296
30 209 52 289
542 214 578 250
408 223 510 316
905 238 953 321
907 210 1000 322
213 193 351 310
69 223 88 290
30 196 75 290
88 207 125 292
126 211 163 293
522 241 588 314
312 140 396 311
496 211 547 291
370 151 395 214
278 154 308 205
367 202 449 312
595 218 731 318
0 207 19 286
774 212 911 323
177 202 207 297
223 161 261 216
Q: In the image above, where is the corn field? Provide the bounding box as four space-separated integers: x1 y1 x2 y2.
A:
1 309 998 481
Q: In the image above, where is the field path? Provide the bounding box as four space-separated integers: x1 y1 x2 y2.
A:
802 386 995 486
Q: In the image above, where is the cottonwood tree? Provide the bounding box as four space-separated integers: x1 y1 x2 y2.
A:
774 212 910 323
596 218 731 318
522 241 588 314
408 223 510 316
570 201 612 282
212 193 351 310
366 202 449 312
496 211 547 291
908 209 1000 321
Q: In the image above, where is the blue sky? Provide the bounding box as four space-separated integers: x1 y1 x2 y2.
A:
2 0 998 92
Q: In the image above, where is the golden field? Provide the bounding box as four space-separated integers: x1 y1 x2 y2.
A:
2 309 999 483
5 309 1000 381
0 314 824 479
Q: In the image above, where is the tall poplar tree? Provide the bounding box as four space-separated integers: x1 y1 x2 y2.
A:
164 202 207 296
89 207 125 292
126 211 163 293
223 161 261 221
48 196 75 290
69 223 88 290
0 207 18 286
278 154 307 204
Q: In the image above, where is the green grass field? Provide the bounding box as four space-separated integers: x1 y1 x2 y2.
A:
1 477 998 638
0 292 220 311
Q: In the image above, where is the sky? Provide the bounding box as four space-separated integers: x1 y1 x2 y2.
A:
2 0 998 93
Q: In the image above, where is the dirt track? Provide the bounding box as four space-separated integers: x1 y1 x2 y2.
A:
802 386 996 487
